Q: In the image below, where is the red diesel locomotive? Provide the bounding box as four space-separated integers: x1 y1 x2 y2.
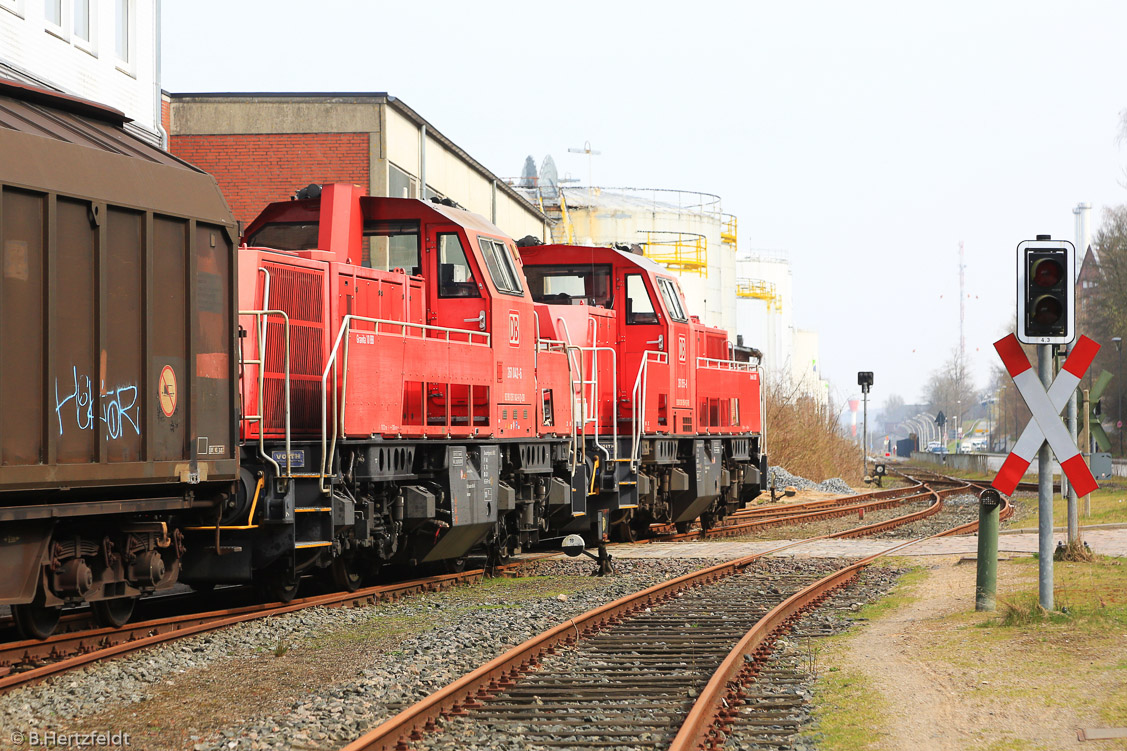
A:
0 81 764 639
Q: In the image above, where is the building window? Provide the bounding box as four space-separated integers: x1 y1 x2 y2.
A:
2 0 25 18
73 0 89 42
114 0 130 62
44 0 61 25
388 164 416 199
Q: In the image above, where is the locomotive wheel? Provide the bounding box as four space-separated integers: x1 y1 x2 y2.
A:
331 555 363 593
256 570 300 604
12 595 61 641
92 596 136 629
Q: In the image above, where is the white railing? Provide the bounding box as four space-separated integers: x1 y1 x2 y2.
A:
630 350 668 470
319 314 491 492
556 316 620 466
696 356 758 372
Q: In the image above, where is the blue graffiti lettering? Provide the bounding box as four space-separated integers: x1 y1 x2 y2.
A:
54 366 140 440
101 383 139 439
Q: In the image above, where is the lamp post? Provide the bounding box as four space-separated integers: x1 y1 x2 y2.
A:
1114 336 1123 457
955 399 961 454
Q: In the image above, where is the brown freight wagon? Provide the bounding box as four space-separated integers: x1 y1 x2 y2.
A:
0 79 238 637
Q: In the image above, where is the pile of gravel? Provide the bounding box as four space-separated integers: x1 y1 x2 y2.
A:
768 466 854 495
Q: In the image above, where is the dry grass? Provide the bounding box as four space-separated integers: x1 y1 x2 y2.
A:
765 382 865 487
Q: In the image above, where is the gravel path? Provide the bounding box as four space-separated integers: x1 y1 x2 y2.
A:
0 558 724 751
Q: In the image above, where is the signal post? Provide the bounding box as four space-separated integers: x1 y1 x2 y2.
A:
1002 235 1087 611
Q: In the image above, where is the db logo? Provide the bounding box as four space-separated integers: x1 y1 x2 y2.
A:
678 336 687 362
509 312 520 346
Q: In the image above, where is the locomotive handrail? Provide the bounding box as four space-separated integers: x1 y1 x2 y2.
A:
239 307 292 480
584 318 612 464
695 356 757 372
555 317 585 470
585 345 618 464
319 314 492 493
564 345 583 470
630 350 668 470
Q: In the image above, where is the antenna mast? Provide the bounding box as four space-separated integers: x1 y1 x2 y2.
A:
959 240 966 367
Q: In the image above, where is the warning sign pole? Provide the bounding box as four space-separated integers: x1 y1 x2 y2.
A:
1036 344 1054 611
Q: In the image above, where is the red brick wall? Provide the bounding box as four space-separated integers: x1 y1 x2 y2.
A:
160 96 170 137
169 133 370 229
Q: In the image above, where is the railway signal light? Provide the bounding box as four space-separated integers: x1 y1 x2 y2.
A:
1017 237 1075 345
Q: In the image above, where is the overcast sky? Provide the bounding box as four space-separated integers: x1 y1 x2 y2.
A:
163 0 1127 412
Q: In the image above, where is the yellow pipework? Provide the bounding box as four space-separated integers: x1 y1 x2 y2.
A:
186 475 264 532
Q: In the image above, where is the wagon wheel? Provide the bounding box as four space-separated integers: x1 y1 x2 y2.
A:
92 596 136 628
12 589 61 641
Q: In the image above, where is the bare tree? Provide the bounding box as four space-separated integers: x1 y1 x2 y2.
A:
924 347 978 440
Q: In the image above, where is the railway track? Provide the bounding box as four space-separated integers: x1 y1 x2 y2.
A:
337 473 1004 751
0 469 1009 736
0 562 542 694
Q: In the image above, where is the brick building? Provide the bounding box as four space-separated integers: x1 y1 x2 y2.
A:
163 92 549 263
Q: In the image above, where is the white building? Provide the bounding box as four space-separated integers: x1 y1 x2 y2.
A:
519 180 738 333
0 0 161 144
735 250 828 406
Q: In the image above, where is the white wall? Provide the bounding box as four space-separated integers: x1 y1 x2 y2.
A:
735 253 827 406
386 106 545 241
0 0 159 142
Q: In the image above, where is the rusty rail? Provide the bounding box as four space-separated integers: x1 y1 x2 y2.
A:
341 472 994 751
340 474 981 751
0 558 550 694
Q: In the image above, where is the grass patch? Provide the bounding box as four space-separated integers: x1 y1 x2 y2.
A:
852 565 926 621
803 669 889 750
980 555 1127 629
1007 484 1127 528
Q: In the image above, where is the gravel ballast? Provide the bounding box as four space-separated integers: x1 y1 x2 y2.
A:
0 558 726 751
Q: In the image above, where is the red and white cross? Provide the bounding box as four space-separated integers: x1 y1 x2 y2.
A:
992 334 1100 497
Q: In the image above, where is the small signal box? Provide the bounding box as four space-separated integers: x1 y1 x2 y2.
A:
1017 237 1075 345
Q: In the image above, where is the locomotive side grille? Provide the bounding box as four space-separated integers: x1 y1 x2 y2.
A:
261 263 325 433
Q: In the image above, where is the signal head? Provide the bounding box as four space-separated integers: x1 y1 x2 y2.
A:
1017 240 1074 345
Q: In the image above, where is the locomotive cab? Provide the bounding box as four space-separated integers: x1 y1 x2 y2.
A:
520 242 764 536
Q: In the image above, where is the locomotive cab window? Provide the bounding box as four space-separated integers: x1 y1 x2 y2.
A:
656 277 687 322
525 264 613 307
477 237 524 296
625 274 658 325
438 233 480 298
245 222 319 251
363 219 420 274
